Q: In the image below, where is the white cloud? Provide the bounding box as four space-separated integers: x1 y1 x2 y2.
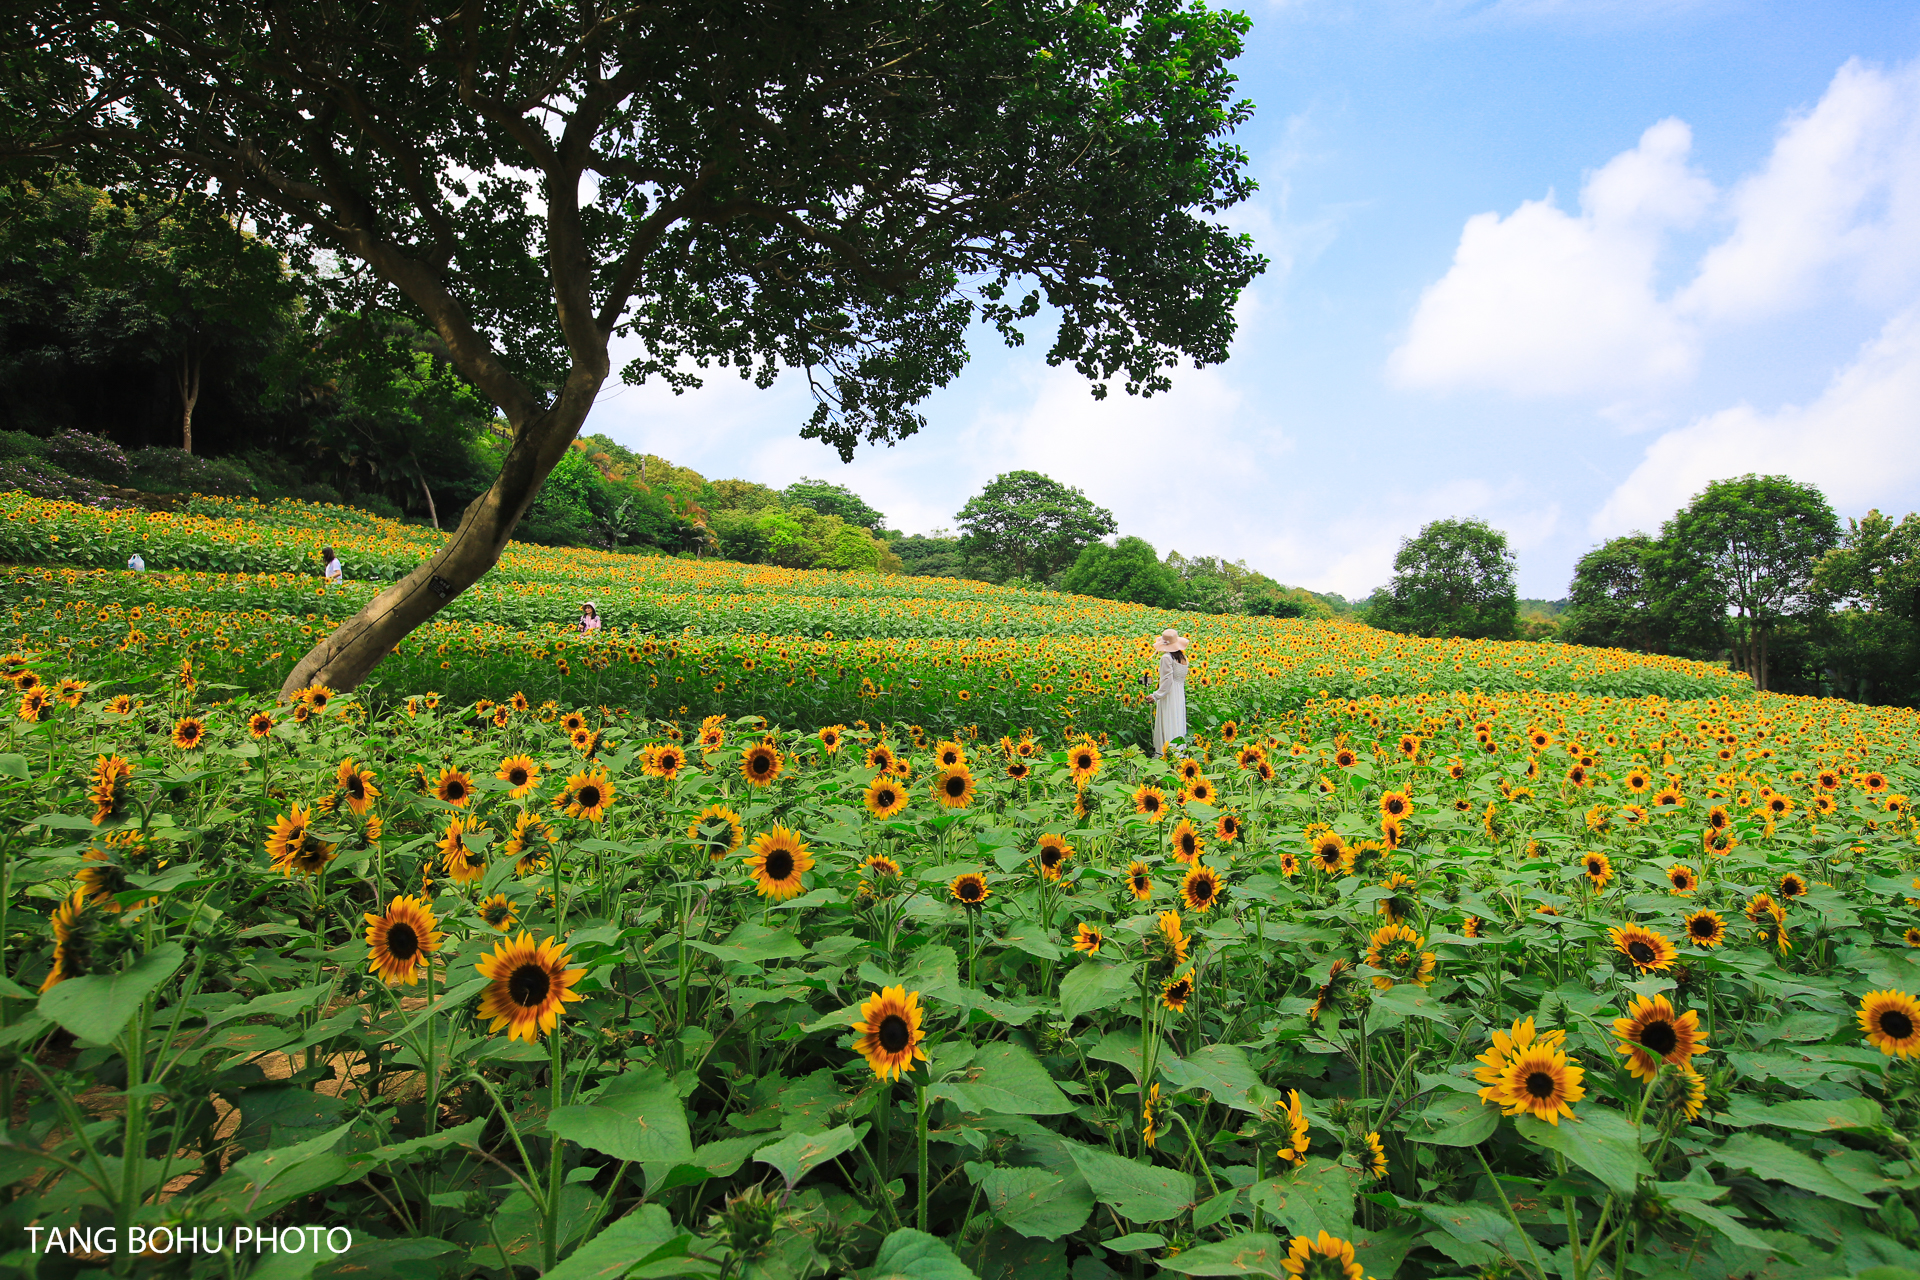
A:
1389 118 1710 396
1681 59 1920 320
1592 303 1920 535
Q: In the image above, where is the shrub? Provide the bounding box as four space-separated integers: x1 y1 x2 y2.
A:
127 447 259 497
0 430 48 463
45 429 132 485
0 457 130 507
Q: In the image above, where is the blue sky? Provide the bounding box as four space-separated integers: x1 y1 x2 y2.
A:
593 0 1920 600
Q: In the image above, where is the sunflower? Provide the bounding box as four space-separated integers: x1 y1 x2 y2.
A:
863 775 909 820
475 932 585 1042
1461 915 1483 938
77 843 149 913
170 717 205 750
244 710 274 739
266 805 336 876
1859 990 1920 1057
337 759 380 816
1182 864 1224 913
1071 922 1105 955
1068 743 1101 784
1133 784 1168 822
1492 1039 1585 1125
1365 922 1435 989
560 711 587 735
1281 1231 1364 1280
1652 786 1684 808
505 811 553 874
1214 813 1243 845
818 725 845 754
434 767 475 807
439 818 487 884
1609 923 1676 972
1474 1017 1568 1104
1310 832 1351 876
745 827 814 900
497 755 541 798
364 896 442 985
1161 973 1194 1013
1182 777 1217 808
1256 760 1277 782
949 871 990 907
1334 747 1358 769
740 742 784 788
1156 910 1191 964
1141 1081 1162 1148
88 754 133 825
558 769 614 821
1379 790 1412 820
687 805 745 860
1907 927 1920 948
1275 1089 1311 1166
295 684 333 713
1778 871 1808 900
1612 993 1705 1080
1177 758 1203 783
105 694 135 716
1170 819 1204 865
1126 861 1153 901
1036 834 1075 881
1582 851 1614 890
865 743 895 773
1744 892 1779 924
1706 804 1731 831
40 890 101 992
1667 864 1698 895
931 765 976 810
1278 851 1301 876
1006 760 1031 782
849 985 927 1080
1356 1132 1388 1182
1376 872 1417 922
646 742 687 779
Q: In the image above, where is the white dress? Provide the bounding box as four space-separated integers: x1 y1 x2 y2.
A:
1149 653 1188 755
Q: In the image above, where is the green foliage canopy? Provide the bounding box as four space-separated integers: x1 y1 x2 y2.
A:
1369 517 1519 640
956 471 1118 582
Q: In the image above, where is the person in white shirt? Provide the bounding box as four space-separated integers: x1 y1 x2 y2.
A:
127 552 145 572
1147 627 1190 756
322 546 343 584
579 602 602 632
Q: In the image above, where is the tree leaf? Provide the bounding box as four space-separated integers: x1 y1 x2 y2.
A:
38 942 185 1044
752 1124 866 1189
1153 1233 1290 1277
1066 1144 1196 1224
981 1166 1095 1241
870 1228 981 1280
1060 961 1139 1024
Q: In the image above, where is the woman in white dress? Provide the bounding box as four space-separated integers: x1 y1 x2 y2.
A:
1148 627 1189 756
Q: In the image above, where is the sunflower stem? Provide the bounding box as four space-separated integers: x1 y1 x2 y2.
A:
546 1027 565 1273
914 1081 929 1232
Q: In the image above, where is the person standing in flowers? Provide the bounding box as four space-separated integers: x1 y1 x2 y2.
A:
1148 627 1189 756
578 601 602 633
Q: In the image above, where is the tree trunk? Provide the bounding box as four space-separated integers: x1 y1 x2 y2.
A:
417 469 440 531
174 343 203 455
277 378 599 699
1758 626 1769 693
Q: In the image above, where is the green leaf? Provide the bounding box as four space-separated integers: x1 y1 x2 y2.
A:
1154 1234 1290 1277
752 1124 866 1189
1059 961 1139 1023
38 942 185 1044
1100 1234 1167 1253
545 1205 692 1280
365 1118 487 1170
1248 1156 1355 1239
1368 984 1456 1027
1415 1200 1523 1251
1718 1096 1884 1133
1408 1093 1500 1147
1668 1198 1778 1254
1159 1043 1276 1112
1192 1186 1240 1229
936 1042 1072 1116
1067 1144 1195 1224
1715 1132 1876 1208
0 754 29 781
981 1166 1096 1241
870 1227 981 1280
685 922 809 963
1514 1109 1651 1195
548 1069 693 1166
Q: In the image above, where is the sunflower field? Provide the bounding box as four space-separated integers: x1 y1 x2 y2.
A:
2 491 1920 1280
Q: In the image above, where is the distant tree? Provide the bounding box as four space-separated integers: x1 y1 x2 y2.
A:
891 533 972 580
785 478 886 530
1665 475 1840 691
956 471 1117 582
1814 508 1920 706
1563 536 1664 651
1061 537 1181 607
1369 518 1519 639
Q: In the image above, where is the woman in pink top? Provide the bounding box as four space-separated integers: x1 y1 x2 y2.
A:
579 601 602 632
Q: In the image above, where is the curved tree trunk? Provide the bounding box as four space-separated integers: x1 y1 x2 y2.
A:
276 368 600 699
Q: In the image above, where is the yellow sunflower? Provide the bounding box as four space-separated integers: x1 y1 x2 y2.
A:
1609 923 1676 972
949 871 991 907
1356 1132 1388 1182
88 754 132 825
39 890 101 992
1582 851 1613 890
439 818 487 884
1181 864 1224 913
1071 922 1105 955
504 811 553 874
1215 813 1243 844
1859 990 1920 1058
1379 790 1412 820
744 826 813 900
1276 1089 1311 1166
1126 860 1154 901
864 774 910 819
1683 910 1726 948
558 769 614 821
434 767 475 807
337 759 380 816
818 725 845 754
1161 973 1194 1013
1613 993 1706 1080
1133 784 1168 822
477 894 518 932
1035 833 1074 881
1492 1039 1585 1125
687 805 745 860
740 742 784 788
849 985 927 1081
1069 743 1101 784
1667 864 1698 895
496 755 541 798
933 765 976 809
266 804 336 877
1281 1231 1364 1280
170 717 205 750
364 896 442 985
1170 818 1204 865
475 932 585 1042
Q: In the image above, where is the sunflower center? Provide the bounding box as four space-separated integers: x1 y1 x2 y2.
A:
879 788 896 805
1042 848 1062 868
387 922 419 960
1192 879 1213 903
508 962 552 1008
1880 1010 1915 1039
578 785 602 808
447 780 467 800
959 880 982 901
347 777 365 799
1640 1020 1678 1054
1180 835 1196 855
1628 941 1656 964
752 754 771 776
878 1013 911 1053
509 768 527 785
945 777 965 797
1690 918 1715 937
1525 1070 1557 1099
765 849 795 881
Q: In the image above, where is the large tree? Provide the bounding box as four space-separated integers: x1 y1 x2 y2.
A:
1813 507 1919 706
1061 535 1180 607
956 470 1119 582
1665 474 1839 691
1369 517 1519 640
4 0 1264 695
